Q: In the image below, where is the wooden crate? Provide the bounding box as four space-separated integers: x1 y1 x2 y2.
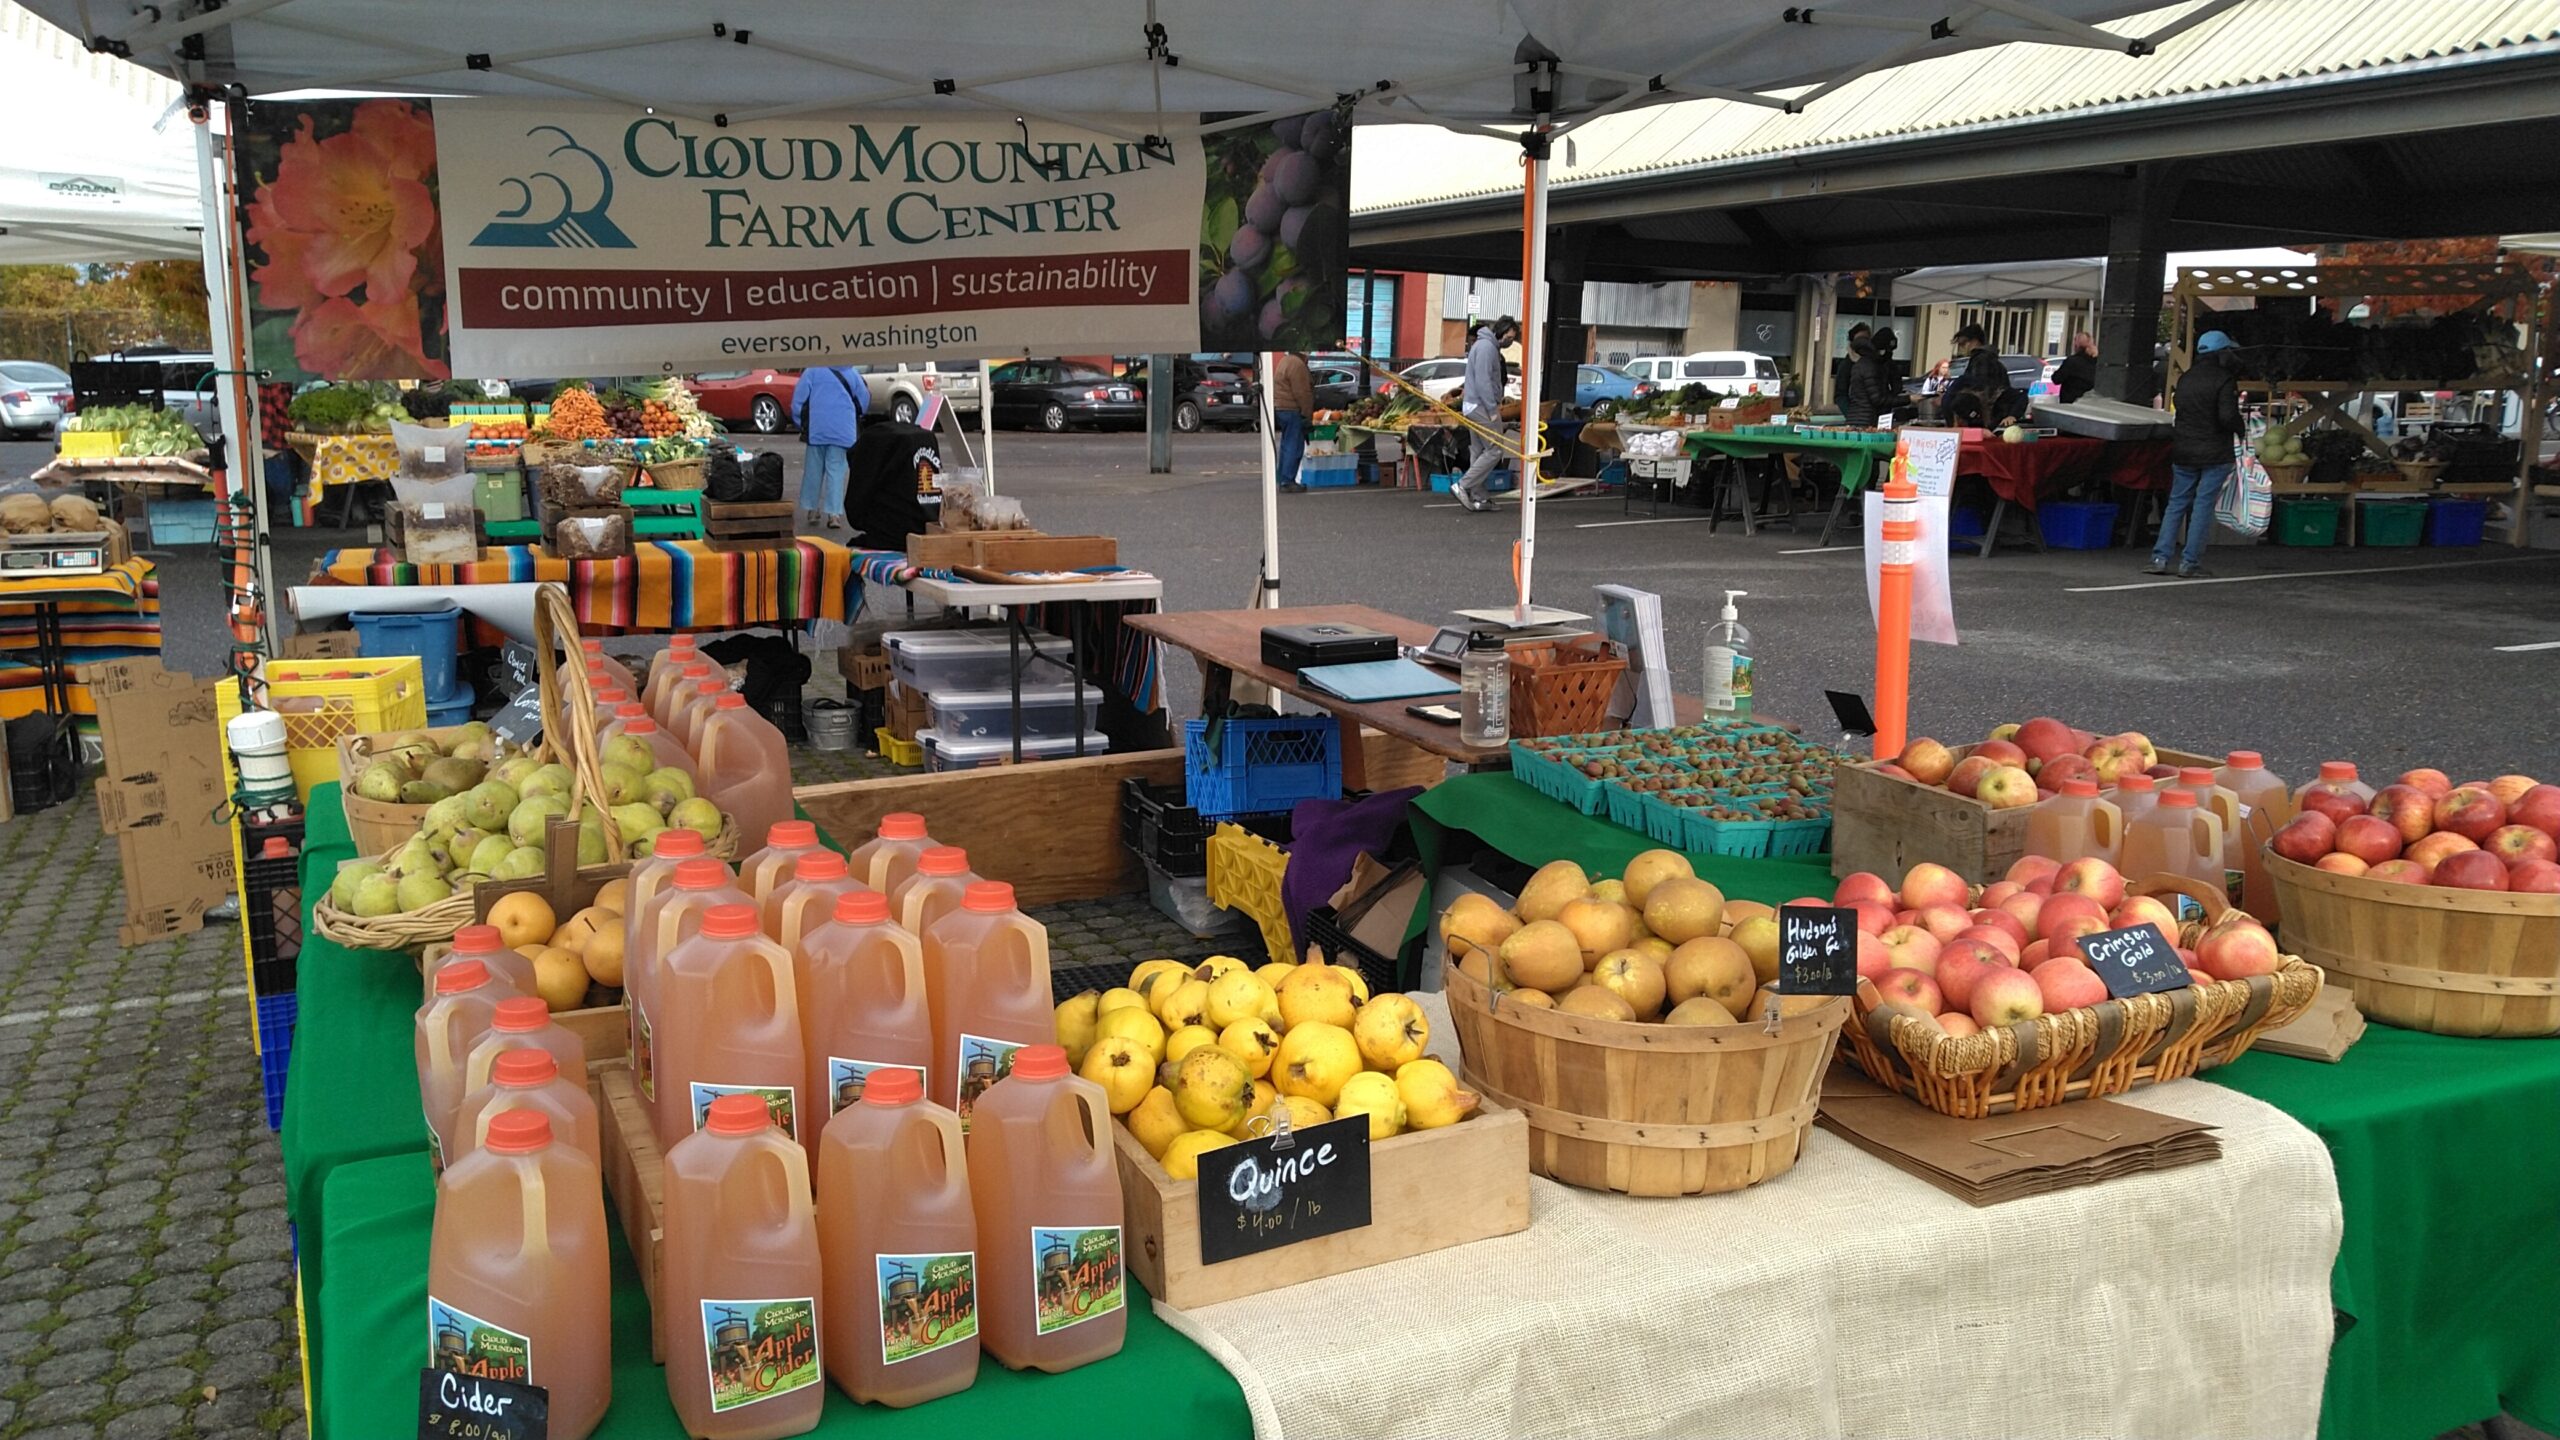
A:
419 935 630 1056
1110 1101 1528 1309
704 501 795 545
596 1060 666 1361
2266 852 2559 1037
1829 741 2217 883
905 530 1117 571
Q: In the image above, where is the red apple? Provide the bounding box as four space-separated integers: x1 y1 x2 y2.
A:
2023 875 2056 897
2034 892 2109 943
2053 857 2127 910
2487 774 2540 808
1932 939 2007 1013
2299 787 2369 826
1979 880 2026 907
2368 785 2437 846
2433 850 2512 891
2314 852 2371 876
1855 930 1892 980
1965 909 2028 949
2112 733 2158 770
2186 967 2216 988
2143 763 2183 782
2045 913 2109 960
2487 825 2560 869
2333 814 2405 866
1898 862 1969 912
2433 786 2508 842
2509 859 2560 894
2396 768 2453 799
1947 755 1997 799
1986 723 2021 743
2036 753 2099 790
2196 915 2280 979
2004 855 2063 887
1969 967 2045 1028
1875 967 1945 1018
2013 717 2080 768
1895 738 1955 786
1937 1013 1981 1039
2031 955 2110 1012
2365 858 2431 885
1877 925 1944 976
2018 939 2051 968
1846 900 1895 937
2082 736 2144 785
1956 923 2023 964
2511 784 2560 839
1874 763 1916 782
1977 766 2039 810
1997 893 2044 932
1914 905 1973 943
2270 812 2338 865
2407 831 2479 872
1971 738 2028 768
1833 871 1895 908
1893 909 1919 927
2108 896 2179 934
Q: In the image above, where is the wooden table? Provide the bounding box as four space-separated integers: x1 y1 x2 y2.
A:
1126 604 1506 787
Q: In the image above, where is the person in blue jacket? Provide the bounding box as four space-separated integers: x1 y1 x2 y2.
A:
790 364 871 530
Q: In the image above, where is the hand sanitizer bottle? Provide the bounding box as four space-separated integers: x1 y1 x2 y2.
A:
1704 590 1753 719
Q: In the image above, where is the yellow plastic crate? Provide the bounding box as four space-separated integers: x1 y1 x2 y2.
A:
875 726 923 768
57 430 124 459
217 657 429 801
1205 823 1292 963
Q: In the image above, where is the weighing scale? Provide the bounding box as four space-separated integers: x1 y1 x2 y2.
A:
0 532 111 577
1414 608 1591 669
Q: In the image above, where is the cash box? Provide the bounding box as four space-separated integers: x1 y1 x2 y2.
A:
1261 621 1397 674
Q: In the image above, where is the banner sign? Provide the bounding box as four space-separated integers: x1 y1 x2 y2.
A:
233 99 1349 382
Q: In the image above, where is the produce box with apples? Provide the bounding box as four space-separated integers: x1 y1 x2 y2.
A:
2264 765 2560 1038
1836 717 2218 883
1435 850 1849 1196
1055 956 1528 1308
1829 856 2321 1118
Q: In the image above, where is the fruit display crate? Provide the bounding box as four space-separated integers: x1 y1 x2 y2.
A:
1829 736 2217 884
2273 496 2341 547
2264 851 2559 1037
1297 454 1360 487
1183 715 1341 822
217 656 430 802
1111 1090 1529 1308
1297 903 1403 997
1119 776 1210 878
240 817 305 996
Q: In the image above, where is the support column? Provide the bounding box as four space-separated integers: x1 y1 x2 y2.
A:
1145 352 1173 473
1543 225 1591 427
2097 163 2183 405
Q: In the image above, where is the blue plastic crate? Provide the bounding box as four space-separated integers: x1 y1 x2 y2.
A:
150 497 218 546
1951 505 1986 538
1298 454 1360 487
1427 470 1515 494
1184 716 1342 821
350 600 465 703
1430 473 1460 493
2426 498 2488 547
254 990 296 1132
2036 501 2120 550
1595 461 1628 487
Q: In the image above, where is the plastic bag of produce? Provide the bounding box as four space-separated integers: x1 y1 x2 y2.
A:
391 420 471 479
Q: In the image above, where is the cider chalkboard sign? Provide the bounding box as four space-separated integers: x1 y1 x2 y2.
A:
1196 1114 1371 1265
418 1369 547 1440
486 688 543 749
1777 905 1858 996
2078 922 2191 999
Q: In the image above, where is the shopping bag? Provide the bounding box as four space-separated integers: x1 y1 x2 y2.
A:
2217 435 2272 538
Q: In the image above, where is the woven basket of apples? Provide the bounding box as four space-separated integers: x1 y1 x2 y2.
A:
2264 768 2560 1038
1833 856 2323 1118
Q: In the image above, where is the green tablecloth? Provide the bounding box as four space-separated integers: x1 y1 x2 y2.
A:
2207 1029 2560 1440
1685 429 1898 495
316 1152 1249 1439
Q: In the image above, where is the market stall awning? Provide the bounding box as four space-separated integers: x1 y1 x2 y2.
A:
0 9 201 263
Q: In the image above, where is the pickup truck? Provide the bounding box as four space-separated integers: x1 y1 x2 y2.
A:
855 362 981 425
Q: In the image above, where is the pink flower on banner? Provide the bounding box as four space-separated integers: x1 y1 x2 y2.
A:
254 102 437 304
291 290 448 382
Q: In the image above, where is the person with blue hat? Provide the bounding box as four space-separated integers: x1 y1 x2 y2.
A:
2150 329 2244 577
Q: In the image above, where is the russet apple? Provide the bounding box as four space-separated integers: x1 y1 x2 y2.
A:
1969 966 2045 1027
1895 739 1955 786
1947 755 1998 798
2368 784 2437 845
2299 787 2368 827
1876 925 1944 976
2511 784 2560 839
2314 852 2371 876
2196 915 2280 979
1932 939 2007 1013
1898 862 1969 912
2509 859 2560 894
2364 858 2431 885
2053 857 2127 909
2396 767 2453 799
2270 812 2337 865
2406 831 2479 872
2433 786 2509 842
2034 891 2109 943
2031 955 2111 1012
1874 967 1944 1018
2486 825 2560 869
2004 855 2062 887
1833 871 1895 908
2333 814 2405 866
1978 766 2038 809
2432 850 2512 891
2487 774 2541 809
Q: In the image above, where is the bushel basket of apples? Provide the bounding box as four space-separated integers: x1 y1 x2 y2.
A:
2264 767 2560 1038
1833 857 2322 1119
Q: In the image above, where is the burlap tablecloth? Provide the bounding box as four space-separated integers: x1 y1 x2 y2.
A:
1156 993 2341 1440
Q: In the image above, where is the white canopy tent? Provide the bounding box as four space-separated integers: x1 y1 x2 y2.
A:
1893 248 2314 305
20 0 2207 622
0 9 200 263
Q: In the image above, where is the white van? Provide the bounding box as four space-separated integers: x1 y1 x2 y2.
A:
1621 351 1783 399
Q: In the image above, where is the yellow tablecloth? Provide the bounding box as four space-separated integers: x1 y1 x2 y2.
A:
295 434 400 491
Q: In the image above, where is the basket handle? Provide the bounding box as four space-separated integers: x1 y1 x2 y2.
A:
530 583 626 863
2131 871 2226 921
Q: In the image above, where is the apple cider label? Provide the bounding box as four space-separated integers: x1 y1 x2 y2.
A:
827 1058 927 1116
632 999 656 1102
698 1298 819 1414
1030 1226 1124 1336
428 1296 530 1383
424 1103 444 1173
953 1033 1028 1130
688 1082 798 1141
877 1252 977 1364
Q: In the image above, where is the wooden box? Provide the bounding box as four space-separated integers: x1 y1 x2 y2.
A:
1110 1101 1529 1309
1829 741 2216 883
839 642 890 692
596 1061 667 1360
704 501 796 554
905 530 1116 571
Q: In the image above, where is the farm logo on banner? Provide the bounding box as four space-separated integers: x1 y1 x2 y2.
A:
230 98 1351 381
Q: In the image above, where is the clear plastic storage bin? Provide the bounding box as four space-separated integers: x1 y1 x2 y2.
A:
924 684 1103 740
918 727 1111 772
886 628 1075 694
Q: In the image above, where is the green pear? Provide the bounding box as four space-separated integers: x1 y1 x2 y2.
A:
422 757 485 794
462 780 520 833
509 794 571 847
611 802 666 844
354 763 406 804
668 796 723 841
492 755 541 789
602 734 657 776
392 837 437 877
329 860 382 910
396 872 453 911
643 767 696 813
494 846 548 880
466 833 515 875
443 721 494 755
399 780 452 806
422 795 468 837
599 763 646 806
349 874 404 917
521 763 575 800
577 814 608 865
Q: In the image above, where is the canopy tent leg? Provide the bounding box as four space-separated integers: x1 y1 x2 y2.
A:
1255 350 1283 706
196 111 276 660
1513 117 1552 624
978 358 996 494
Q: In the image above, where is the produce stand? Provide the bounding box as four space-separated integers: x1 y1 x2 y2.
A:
0 559 162 728
1953 434 2171 559
1676 428 1898 545
312 538 862 638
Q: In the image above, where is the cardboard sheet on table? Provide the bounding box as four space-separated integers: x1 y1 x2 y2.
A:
1816 1068 2219 1206
2248 984 2364 1063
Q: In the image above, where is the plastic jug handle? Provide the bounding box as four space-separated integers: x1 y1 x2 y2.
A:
933 1108 969 1203
776 1138 815 1219
518 1159 553 1267
762 942 799 1029
2092 799 2122 852
1070 1085 1111 1163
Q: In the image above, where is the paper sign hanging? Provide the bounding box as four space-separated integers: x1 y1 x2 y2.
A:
1864 491 1957 646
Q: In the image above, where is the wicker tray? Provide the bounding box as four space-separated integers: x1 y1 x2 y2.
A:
1506 636 1627 739
644 457 706 491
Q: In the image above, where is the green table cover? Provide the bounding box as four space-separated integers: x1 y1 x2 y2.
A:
1685 429 1898 495
316 1152 1251 1440
2207 1029 2560 1440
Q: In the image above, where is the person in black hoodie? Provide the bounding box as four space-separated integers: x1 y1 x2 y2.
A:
2052 332 2099 404
1831 323 1870 409
1949 324 2024 427
1842 329 1901 428
2147 330 2245 578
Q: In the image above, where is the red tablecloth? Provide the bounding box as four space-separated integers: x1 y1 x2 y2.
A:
1958 437 2171 507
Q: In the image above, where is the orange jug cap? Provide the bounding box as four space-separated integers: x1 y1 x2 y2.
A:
484 1110 553 1154
452 924 502 954
2060 779 2098 797
877 813 928 840
700 903 759 939
917 846 970 876
834 890 890 925
653 829 705 858
768 821 817 848
492 996 549 1032
793 851 848 882
2227 750 2263 768
2159 789 2197 808
1009 1045 1070 1081
673 858 730 890
962 880 1016 914
861 1068 922 1106
494 1049 558 1086
433 959 490 993
705 1094 769 1135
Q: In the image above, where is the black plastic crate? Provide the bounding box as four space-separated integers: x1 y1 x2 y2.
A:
1051 957 1138 1005
1301 905 1409 996
1120 778 1214 879
241 816 305 994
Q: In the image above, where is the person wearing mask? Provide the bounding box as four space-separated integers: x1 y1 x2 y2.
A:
2053 331 2099 404
1449 316 1519 513
789 363 870 530
1270 350 1315 494
1843 329 1901 428
1831 322 1871 409
2148 330 2244 578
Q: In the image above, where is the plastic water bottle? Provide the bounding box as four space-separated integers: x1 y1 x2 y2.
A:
1458 631 1509 747
1705 589 1754 719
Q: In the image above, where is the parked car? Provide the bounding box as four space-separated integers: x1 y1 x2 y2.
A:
855 361 981 423
987 359 1143 431
90 349 222 437
1574 364 1642 411
0 361 72 438
1309 359 1374 412
1119 356 1258 431
1621 351 1782 399
690 368 801 433
1397 357 1470 402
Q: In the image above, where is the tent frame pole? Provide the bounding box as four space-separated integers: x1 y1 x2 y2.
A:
195 111 277 649
1514 111 1552 623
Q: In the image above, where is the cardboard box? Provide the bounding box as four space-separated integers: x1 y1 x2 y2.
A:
905 530 1116 571
883 681 927 742
84 659 235 944
839 641 890 692
280 631 361 660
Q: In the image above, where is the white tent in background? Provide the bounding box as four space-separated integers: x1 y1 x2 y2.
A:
0 6 200 263
15 0 2212 619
